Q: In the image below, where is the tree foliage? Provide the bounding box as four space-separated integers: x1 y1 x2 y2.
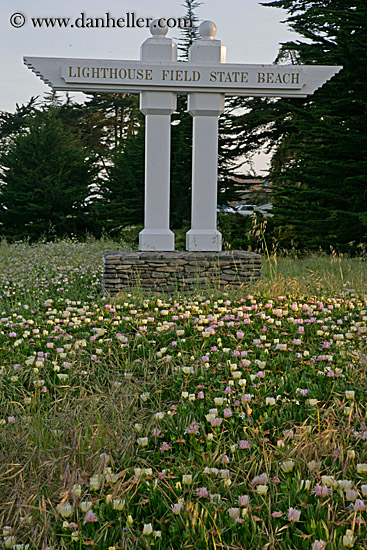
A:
98 116 145 234
231 0 367 251
0 107 97 240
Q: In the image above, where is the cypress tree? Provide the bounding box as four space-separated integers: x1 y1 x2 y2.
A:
227 0 367 251
99 118 145 234
0 108 96 240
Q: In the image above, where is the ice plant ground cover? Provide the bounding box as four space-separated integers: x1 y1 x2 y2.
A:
0 240 366 550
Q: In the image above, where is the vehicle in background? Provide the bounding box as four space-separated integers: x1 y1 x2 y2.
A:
234 203 274 217
255 203 273 217
235 204 257 216
217 204 237 214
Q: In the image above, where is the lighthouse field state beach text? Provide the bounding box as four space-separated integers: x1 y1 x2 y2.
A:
61 61 305 91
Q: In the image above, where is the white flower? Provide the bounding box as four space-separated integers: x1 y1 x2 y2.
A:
266 397 276 406
171 502 183 514
57 502 73 517
345 391 355 400
307 399 318 407
338 480 353 490
72 484 82 498
182 367 192 375
256 484 268 495
143 523 153 535
137 437 149 447
357 463 367 473
113 499 125 510
80 501 93 512
228 507 240 519
300 480 311 491
89 474 102 490
321 476 337 487
4 536 17 548
182 474 192 485
345 489 358 501
343 530 354 547
281 460 295 473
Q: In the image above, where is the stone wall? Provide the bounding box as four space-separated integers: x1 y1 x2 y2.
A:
103 251 261 295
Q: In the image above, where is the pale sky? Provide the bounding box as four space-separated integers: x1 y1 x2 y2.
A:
0 0 301 173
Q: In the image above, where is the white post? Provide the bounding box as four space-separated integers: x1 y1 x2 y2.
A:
186 21 226 252
139 20 177 251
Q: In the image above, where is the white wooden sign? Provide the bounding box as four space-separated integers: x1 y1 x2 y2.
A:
24 20 342 252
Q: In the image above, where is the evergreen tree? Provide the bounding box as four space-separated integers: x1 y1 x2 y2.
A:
171 0 241 227
228 0 367 251
0 108 96 240
170 0 203 227
177 0 202 60
0 98 38 153
269 0 367 251
99 117 145 234
83 93 141 153
170 98 193 227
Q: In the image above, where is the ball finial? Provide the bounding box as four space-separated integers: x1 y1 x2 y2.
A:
199 21 217 40
150 19 168 37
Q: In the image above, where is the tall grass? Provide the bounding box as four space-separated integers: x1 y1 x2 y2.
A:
0 240 366 550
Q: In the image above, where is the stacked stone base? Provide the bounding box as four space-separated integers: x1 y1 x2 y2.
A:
103 251 261 295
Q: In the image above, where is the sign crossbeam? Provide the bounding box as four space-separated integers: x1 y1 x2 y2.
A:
24 56 341 98
24 19 342 252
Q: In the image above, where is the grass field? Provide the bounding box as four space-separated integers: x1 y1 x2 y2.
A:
0 240 366 550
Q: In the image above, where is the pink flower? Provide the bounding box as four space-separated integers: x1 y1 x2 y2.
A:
221 454 230 464
288 507 301 522
353 499 366 511
256 371 265 378
223 408 232 418
238 495 250 507
271 511 283 518
84 510 98 524
312 541 327 550
185 424 199 435
211 417 223 427
239 440 251 449
252 473 268 485
196 487 209 498
160 442 170 451
197 391 204 399
313 484 330 497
